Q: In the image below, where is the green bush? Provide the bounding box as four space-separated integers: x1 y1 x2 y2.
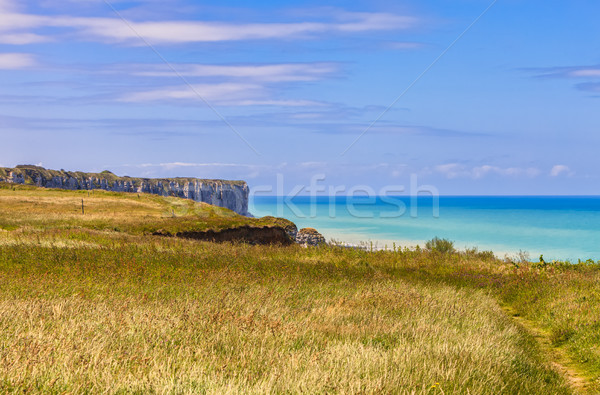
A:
464 247 496 260
425 237 456 254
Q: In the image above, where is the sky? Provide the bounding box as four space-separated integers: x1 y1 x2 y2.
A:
0 0 599 195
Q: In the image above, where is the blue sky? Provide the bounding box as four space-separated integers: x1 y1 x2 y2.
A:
0 0 599 195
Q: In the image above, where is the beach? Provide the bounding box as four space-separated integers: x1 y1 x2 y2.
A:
251 195 600 261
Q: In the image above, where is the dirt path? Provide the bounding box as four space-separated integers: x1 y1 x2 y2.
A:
502 306 590 394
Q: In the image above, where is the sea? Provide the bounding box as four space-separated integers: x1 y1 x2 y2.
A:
250 196 600 262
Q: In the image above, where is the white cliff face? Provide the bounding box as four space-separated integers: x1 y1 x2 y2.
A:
0 166 249 216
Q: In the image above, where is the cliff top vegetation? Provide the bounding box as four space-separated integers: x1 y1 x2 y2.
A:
0 165 248 186
0 183 291 235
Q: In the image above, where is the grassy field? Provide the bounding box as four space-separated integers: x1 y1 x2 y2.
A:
0 185 598 393
0 183 293 235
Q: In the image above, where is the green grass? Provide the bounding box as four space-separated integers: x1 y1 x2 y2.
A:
0 186 598 393
0 183 293 235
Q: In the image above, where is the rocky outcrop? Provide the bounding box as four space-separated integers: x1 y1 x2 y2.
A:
0 165 250 216
296 227 326 247
156 225 324 247
260 216 298 240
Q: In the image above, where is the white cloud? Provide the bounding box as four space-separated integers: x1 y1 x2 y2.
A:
436 163 541 179
116 62 337 106
0 11 50 44
0 12 46 31
0 33 49 44
434 163 464 179
0 10 417 45
387 41 423 50
299 161 329 168
129 161 264 171
0 53 36 69
568 69 600 78
151 162 250 169
123 162 267 179
473 165 540 179
532 65 600 80
120 82 262 102
71 12 416 44
131 62 338 82
119 82 326 107
550 165 572 177
0 0 16 11
333 12 416 32
232 99 326 107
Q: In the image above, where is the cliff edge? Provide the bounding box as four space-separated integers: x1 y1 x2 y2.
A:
0 165 250 216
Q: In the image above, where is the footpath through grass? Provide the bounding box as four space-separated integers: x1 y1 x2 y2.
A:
0 185 598 393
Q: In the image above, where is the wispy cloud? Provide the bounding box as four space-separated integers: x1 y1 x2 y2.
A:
528 65 600 79
386 41 424 50
118 82 325 107
0 10 52 44
117 61 339 106
526 65 600 95
568 69 600 78
309 123 487 137
116 161 270 179
0 9 419 46
230 99 327 107
550 165 573 177
0 0 16 11
0 33 49 44
139 162 252 169
128 62 339 82
120 82 262 103
0 59 340 107
576 82 600 93
0 53 36 69
435 163 540 179
115 161 413 183
87 12 416 44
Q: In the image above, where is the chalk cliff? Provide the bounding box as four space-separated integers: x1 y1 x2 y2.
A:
0 165 250 216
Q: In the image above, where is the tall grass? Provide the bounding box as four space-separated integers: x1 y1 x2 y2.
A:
0 184 293 235
0 228 571 394
0 186 597 393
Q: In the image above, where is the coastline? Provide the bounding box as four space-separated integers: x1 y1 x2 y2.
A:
321 230 519 257
250 195 600 262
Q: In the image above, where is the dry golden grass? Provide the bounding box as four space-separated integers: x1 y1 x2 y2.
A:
0 184 292 235
0 228 571 394
0 282 551 394
0 185 596 393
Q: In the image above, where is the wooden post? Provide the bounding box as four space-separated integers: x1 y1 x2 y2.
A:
81 199 84 215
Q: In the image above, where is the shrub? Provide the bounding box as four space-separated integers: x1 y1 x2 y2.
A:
425 237 455 254
477 250 496 261
464 247 496 261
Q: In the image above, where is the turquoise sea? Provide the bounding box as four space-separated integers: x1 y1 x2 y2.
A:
250 196 600 262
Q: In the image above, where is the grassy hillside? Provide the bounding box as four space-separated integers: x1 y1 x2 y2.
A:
0 183 291 235
0 185 598 393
